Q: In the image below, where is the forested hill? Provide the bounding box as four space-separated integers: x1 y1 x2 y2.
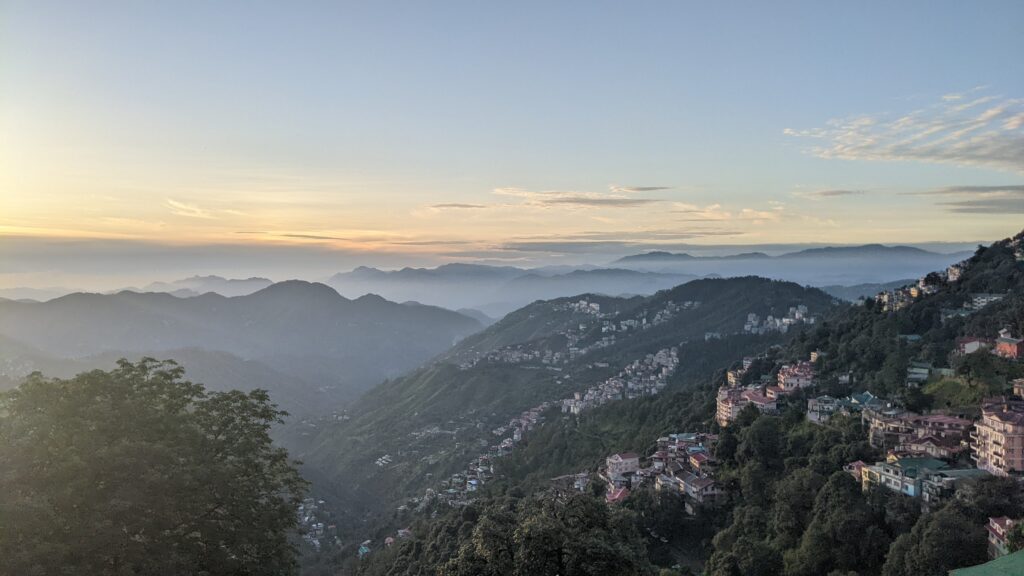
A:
294 277 839 551
344 230 1024 576
0 281 482 412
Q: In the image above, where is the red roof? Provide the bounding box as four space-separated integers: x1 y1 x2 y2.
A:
606 487 630 503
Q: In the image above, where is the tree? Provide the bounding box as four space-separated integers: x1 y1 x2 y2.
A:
0 359 307 576
881 505 987 576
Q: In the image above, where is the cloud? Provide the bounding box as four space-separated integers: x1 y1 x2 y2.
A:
784 91 1024 173
166 199 216 219
610 185 672 193
911 184 1024 195
493 186 665 209
430 203 488 209
938 197 1024 214
910 184 1024 214
494 228 742 254
541 196 661 207
278 233 350 241
671 202 784 222
804 189 864 198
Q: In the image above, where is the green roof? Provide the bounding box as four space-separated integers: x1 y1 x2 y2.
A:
950 550 1024 575
893 457 948 477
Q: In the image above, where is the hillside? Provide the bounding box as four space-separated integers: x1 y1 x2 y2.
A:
295 277 839 533
345 230 1024 576
0 282 482 413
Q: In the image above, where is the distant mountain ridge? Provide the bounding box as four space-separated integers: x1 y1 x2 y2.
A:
616 243 952 264
327 264 698 317
610 244 971 287
140 275 274 297
0 281 482 413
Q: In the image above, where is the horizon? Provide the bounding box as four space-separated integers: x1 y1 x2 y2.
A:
0 235 998 292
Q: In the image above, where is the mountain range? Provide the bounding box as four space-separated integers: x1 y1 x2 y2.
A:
0 281 482 414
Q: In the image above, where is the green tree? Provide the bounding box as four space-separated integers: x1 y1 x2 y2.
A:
881 505 987 576
0 359 307 576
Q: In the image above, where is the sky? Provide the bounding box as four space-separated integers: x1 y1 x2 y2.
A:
2 1 1023 287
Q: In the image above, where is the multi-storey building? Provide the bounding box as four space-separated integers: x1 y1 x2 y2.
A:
777 361 815 390
716 386 777 426
971 398 1024 476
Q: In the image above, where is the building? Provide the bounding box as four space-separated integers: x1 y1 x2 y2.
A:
716 387 777 426
606 452 641 477
807 395 843 424
898 434 967 460
605 487 630 504
920 468 990 510
972 398 1024 476
910 413 973 440
1014 379 1024 399
988 517 1017 559
844 460 868 480
995 329 1023 360
864 406 915 450
861 456 948 497
958 337 994 356
778 361 815 390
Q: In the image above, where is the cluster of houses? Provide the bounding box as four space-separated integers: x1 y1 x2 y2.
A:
431 402 555 506
561 347 679 414
742 305 816 335
942 293 1010 323
873 253 1012 316
298 497 339 551
554 298 606 316
838 380 1024 539
600 300 701 335
716 356 819 426
598 432 723 515
425 347 683 508
457 299 693 370
877 276 944 312
458 345 569 369
954 328 1024 361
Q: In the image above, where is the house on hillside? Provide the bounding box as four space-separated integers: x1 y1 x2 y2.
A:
988 517 1018 559
995 328 1023 360
957 337 994 356
920 468 990 511
606 452 640 477
861 456 948 497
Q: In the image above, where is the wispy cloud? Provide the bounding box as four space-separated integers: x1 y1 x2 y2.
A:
671 203 784 222
784 90 1024 173
610 185 672 193
430 203 488 209
493 185 665 208
493 228 742 254
166 199 216 219
910 184 1024 214
803 189 865 198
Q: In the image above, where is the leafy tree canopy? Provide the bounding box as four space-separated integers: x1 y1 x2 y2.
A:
0 359 307 576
